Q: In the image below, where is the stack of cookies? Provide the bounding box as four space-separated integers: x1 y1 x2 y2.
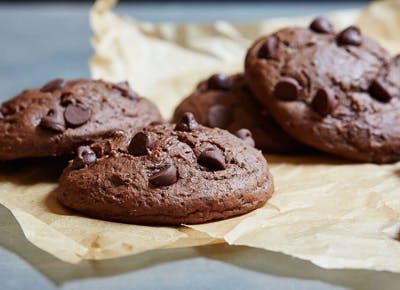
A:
175 17 400 163
1 17 399 226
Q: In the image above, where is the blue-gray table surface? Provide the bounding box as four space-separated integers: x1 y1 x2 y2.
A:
2 2 400 290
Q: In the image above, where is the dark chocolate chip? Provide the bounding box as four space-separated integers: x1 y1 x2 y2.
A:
273 78 300 101
175 112 200 132
128 132 155 156
39 108 66 133
149 164 178 187
368 80 392 103
40 78 65 93
337 26 362 46
309 17 333 34
257 36 278 59
198 147 226 171
235 128 255 147
64 104 91 127
207 74 233 91
114 81 139 100
311 89 337 117
207 104 232 128
71 146 97 169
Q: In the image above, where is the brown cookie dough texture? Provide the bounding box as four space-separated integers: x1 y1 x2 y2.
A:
245 19 400 163
173 73 305 154
0 79 162 160
58 115 274 225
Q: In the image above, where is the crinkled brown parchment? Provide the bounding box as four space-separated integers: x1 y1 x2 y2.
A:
1 0 400 272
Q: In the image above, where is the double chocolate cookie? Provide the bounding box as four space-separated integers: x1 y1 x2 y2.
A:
0 79 162 160
173 73 305 153
58 113 274 225
245 18 400 163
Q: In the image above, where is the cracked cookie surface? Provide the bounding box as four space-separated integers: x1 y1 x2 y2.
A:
0 79 162 160
58 118 274 225
245 20 400 163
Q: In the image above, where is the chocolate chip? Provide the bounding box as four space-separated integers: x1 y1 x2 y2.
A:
337 26 362 46
114 81 139 100
0 111 3 120
71 146 97 169
311 89 337 117
273 78 300 101
40 78 64 93
149 164 178 187
368 80 392 103
175 112 200 132
309 17 333 34
64 104 91 127
198 147 226 171
235 128 255 147
207 74 233 91
207 104 232 128
257 36 278 59
39 108 66 132
128 132 155 156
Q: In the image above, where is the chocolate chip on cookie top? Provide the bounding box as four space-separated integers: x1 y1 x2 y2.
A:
58 121 274 225
245 19 400 163
309 17 333 34
174 112 200 132
128 132 155 156
39 108 66 132
206 73 233 91
0 79 162 160
337 26 362 46
235 128 255 147
257 36 279 59
71 146 97 169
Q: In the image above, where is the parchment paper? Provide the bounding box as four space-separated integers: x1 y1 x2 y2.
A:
1 0 400 272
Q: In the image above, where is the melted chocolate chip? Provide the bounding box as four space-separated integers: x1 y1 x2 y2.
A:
337 26 362 46
40 78 64 93
273 78 300 101
369 80 392 103
175 112 200 132
207 104 232 128
149 164 178 187
64 104 91 127
128 132 155 156
71 146 97 169
235 128 255 147
198 147 226 171
39 108 66 132
309 17 333 34
207 74 233 91
311 89 337 117
114 81 139 100
257 36 278 59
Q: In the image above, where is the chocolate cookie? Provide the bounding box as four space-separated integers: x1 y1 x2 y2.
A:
0 79 162 160
245 19 400 163
173 73 305 153
58 114 274 225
